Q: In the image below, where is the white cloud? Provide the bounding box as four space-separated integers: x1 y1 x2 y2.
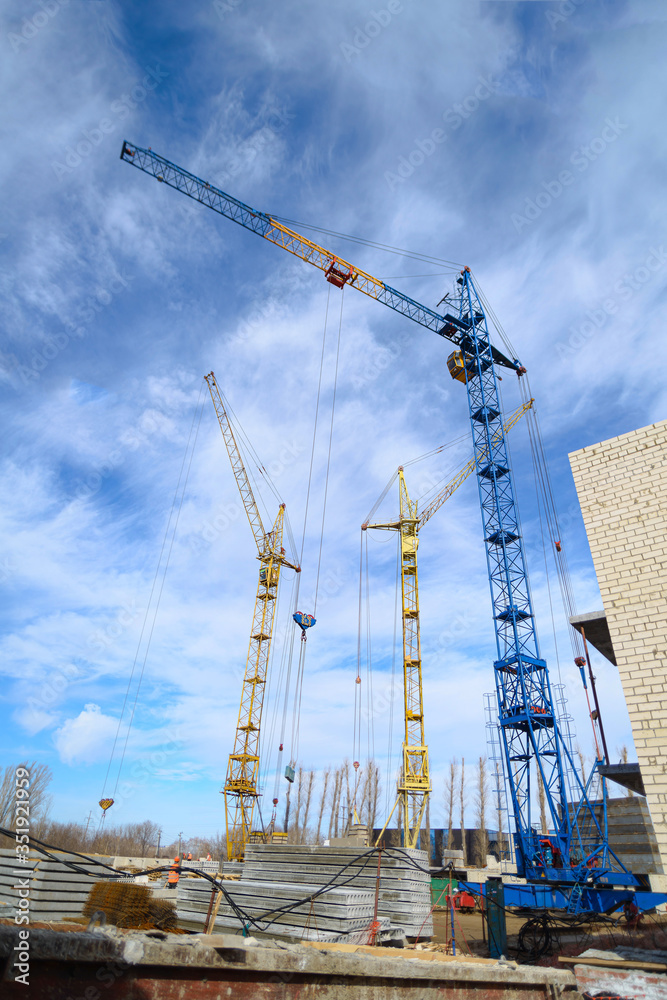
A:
53 704 119 766
0 0 658 837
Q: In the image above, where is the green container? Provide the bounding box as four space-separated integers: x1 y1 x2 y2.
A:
430 877 457 906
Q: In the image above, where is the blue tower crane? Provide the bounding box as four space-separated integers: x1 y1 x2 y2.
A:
120 141 665 914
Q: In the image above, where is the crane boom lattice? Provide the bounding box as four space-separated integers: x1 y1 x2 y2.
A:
123 144 650 906
204 372 299 861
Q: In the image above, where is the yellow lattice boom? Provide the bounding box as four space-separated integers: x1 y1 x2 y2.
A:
204 372 299 861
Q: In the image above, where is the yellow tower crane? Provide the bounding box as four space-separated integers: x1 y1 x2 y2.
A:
365 399 533 849
204 372 300 861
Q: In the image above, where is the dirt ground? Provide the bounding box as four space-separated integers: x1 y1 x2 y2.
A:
428 907 667 964
430 908 527 955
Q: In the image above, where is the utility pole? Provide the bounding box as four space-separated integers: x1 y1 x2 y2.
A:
83 811 92 845
177 832 183 859
155 828 162 859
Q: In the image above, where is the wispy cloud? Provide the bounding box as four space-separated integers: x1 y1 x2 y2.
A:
1 0 658 839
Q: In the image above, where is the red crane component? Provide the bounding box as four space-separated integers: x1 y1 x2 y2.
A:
325 260 355 288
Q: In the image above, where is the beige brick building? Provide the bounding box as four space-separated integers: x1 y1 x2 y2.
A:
569 419 667 871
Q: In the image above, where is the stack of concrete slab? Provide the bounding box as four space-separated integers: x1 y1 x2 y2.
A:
0 849 113 923
176 845 431 941
242 844 433 939
176 878 397 942
221 861 243 878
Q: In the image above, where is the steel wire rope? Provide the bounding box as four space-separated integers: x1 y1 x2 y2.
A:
290 286 345 765
384 533 401 821
353 532 364 771
270 215 463 270
285 283 334 767
259 565 297 798
525 393 582 656
98 382 205 811
531 431 565 687
222 391 284 508
362 434 468 527
470 272 519 363
401 432 469 469
295 284 331 583
313 287 344 616
496 375 541 659
269 572 300 807
111 391 206 800
365 532 375 768
363 470 399 525
220 391 302 564
4 825 553 937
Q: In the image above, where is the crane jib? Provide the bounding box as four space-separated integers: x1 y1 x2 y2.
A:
120 141 523 372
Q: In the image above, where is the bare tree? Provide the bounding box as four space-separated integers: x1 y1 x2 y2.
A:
300 770 315 843
474 756 489 866
618 744 633 797
459 756 466 865
315 768 331 843
291 767 304 843
342 759 352 834
0 761 52 848
134 820 161 857
395 766 403 844
536 766 547 835
444 758 458 850
328 768 341 839
494 762 504 854
362 760 381 840
283 780 292 835
576 744 587 784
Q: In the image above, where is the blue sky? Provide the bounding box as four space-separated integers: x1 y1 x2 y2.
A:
2 0 666 846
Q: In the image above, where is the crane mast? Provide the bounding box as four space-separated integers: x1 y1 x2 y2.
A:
123 143 647 902
367 471 428 849
204 372 299 861
448 271 615 887
367 401 533 850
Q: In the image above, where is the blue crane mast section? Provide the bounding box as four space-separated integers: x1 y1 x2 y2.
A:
120 140 663 912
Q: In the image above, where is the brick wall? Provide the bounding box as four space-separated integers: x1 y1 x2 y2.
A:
569 419 667 872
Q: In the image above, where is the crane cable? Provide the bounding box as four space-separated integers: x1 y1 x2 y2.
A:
518 379 605 765
384 533 401 820
285 285 345 768
353 532 364 777
98 383 206 821
270 214 463 273
365 532 375 766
